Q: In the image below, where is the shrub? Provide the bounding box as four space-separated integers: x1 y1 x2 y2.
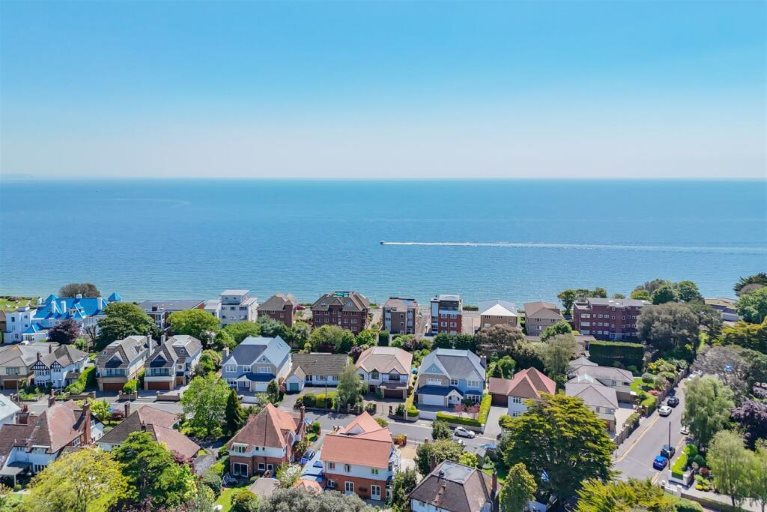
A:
671 450 689 479
202 470 222 493
675 500 704 512
65 366 96 394
375 417 389 427
122 379 138 394
378 330 390 346
590 341 644 369
641 373 654 384
302 394 315 407
477 395 491 424
435 412 481 427
406 406 419 418
308 421 321 435
395 403 406 417
365 402 377 414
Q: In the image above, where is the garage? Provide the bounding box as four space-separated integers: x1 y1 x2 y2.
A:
146 380 173 391
287 382 300 393
418 394 445 406
101 381 123 392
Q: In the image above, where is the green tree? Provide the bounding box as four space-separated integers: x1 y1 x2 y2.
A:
677 280 703 303
391 468 418 510
59 282 101 298
637 303 699 356
260 488 370 512
96 302 156 350
540 320 573 341
651 284 678 305
475 324 524 359
308 324 356 353
84 398 111 423
458 451 479 468
181 374 230 437
575 478 679 512
225 388 247 435
722 320 767 353
213 329 235 350
737 287 767 324
557 289 578 313
223 321 261 343
196 349 221 376
231 489 260 512
682 375 735 448
415 439 465 475
113 431 196 509
336 364 365 408
540 333 577 383
749 445 767 512
499 463 537 512
735 272 767 296
630 289 651 301
267 379 281 403
490 356 516 379
257 316 289 339
285 321 311 349
558 288 607 313
708 430 752 509
355 328 378 347
431 419 452 440
500 394 613 502
22 447 128 512
168 309 219 344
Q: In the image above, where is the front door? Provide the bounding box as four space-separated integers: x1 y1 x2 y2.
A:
371 485 381 500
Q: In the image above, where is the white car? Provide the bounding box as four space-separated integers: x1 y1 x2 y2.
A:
680 425 689 435
454 427 476 439
658 405 672 417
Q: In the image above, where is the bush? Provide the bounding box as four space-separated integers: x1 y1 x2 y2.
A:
202 470 222 493
122 379 138 394
395 403 406 417
590 340 644 369
406 406 419 418
675 500 704 512
641 373 654 384
375 417 389 427
65 366 96 394
378 330 390 346
477 395 491 424
671 450 689 479
365 402 377 414
302 394 315 407
435 412 481 428
308 421 321 435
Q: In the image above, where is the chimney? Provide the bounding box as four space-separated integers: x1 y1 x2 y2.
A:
37 351 41 362
81 402 92 444
49 343 53 354
491 471 498 499
147 334 153 352
124 402 131 418
17 405 29 425
299 405 305 430
48 388 56 407
223 346 230 358
161 334 167 344
480 355 487 369
75 293 83 300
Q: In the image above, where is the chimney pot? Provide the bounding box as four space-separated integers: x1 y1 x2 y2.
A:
124 402 130 418
49 344 52 354
161 334 166 344
82 401 92 444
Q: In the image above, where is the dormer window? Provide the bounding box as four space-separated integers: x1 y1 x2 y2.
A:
231 443 248 454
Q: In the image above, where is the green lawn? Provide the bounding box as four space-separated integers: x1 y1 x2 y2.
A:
215 487 239 512
0 296 35 311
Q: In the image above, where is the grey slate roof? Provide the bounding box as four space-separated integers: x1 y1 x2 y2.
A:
290 353 348 378
97 336 149 369
258 293 298 312
418 349 486 381
139 299 204 313
311 291 369 313
409 460 494 512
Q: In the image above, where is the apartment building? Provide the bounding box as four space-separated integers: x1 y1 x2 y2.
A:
219 290 258 326
382 297 419 335
430 294 462 335
571 298 649 341
311 291 370 334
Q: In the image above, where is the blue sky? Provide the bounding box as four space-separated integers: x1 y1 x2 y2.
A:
1 1 765 179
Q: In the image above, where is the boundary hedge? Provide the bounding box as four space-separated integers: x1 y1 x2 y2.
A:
589 341 644 369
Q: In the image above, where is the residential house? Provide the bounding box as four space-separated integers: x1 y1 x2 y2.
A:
0 396 20 426
2 307 37 344
30 344 88 388
571 297 649 341
321 412 399 502
96 335 151 391
409 460 497 512
228 403 305 477
143 335 203 390
311 291 370 334
355 347 412 399
488 368 555 416
204 299 221 320
219 290 259 326
568 363 634 402
258 293 299 327
29 292 121 340
522 301 564 336
0 401 103 479
705 298 740 322
478 301 518 331
285 353 349 393
566 379 619 432
430 295 462 335
416 349 486 407
138 300 205 331
383 297 419 335
222 336 291 392
98 404 199 460
0 342 63 390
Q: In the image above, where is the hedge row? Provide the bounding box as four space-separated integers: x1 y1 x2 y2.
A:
65 366 96 394
435 412 481 428
589 341 644 369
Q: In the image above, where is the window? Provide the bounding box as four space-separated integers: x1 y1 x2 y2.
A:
510 396 522 404
328 462 336 470
6 367 19 376
267 464 274 472
468 380 482 389
345 481 354 494
371 370 379 380
449 379 458 386
371 468 379 475
344 464 351 473
225 365 236 373
327 480 336 489
258 463 265 471
231 443 247 454
371 485 381 499
232 463 249 476
257 366 270 373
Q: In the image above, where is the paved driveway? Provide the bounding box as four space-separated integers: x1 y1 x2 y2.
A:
484 406 506 439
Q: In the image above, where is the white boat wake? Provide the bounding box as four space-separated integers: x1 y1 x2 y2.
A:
379 241 767 255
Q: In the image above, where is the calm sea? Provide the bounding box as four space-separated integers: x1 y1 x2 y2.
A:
1 179 765 305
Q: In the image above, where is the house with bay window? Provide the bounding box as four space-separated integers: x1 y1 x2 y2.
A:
228 403 305 477
96 336 150 391
143 335 203 390
30 345 88 389
355 347 413 399
416 349 485 408
221 336 291 392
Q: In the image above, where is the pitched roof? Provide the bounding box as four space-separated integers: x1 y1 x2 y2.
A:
523 301 562 320
0 396 21 422
38 345 88 368
290 353 348 378
99 406 197 458
566 381 619 409
97 335 149 369
258 293 298 312
170 335 203 360
383 297 418 312
320 412 393 469
311 291 369 313
568 356 598 373
0 343 64 368
572 365 633 383
355 346 412 375
1 401 91 454
480 303 517 317
488 368 555 399
409 460 494 512
33 294 116 321
224 336 290 367
418 349 485 381
229 404 300 450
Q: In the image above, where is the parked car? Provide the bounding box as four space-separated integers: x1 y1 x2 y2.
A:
659 405 672 417
667 396 680 407
680 425 689 436
661 445 676 459
300 449 316 465
653 455 668 470
454 427 476 439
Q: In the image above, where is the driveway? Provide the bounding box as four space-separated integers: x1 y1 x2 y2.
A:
484 406 506 439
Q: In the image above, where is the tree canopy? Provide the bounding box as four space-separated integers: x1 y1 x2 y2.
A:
168 309 220 344
336 364 365 408
708 430 752 508
48 318 80 344
735 272 767 296
575 478 684 512
732 400 767 449
500 394 613 502
96 302 156 350
260 488 372 512
475 324 524 358
181 374 230 438
637 302 699 357
540 320 573 341
225 388 248 435
499 463 537 512
737 287 767 324
223 321 261 344
307 324 357 353
682 375 735 448
22 447 128 512
540 333 578 384
59 282 101 298
415 438 465 476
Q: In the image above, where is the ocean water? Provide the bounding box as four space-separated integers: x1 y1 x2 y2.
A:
0 179 765 305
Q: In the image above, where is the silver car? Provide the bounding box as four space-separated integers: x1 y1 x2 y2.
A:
454 426 476 439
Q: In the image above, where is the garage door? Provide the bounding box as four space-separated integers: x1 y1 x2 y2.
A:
147 381 173 391
419 394 444 406
288 382 300 393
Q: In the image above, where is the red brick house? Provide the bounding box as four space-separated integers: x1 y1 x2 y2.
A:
228 404 305 477
311 291 370 334
571 298 649 341
258 294 299 327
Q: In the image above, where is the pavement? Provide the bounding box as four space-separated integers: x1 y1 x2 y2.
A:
614 386 686 483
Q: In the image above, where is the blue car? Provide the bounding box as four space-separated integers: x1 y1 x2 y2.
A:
653 455 668 470
300 449 316 465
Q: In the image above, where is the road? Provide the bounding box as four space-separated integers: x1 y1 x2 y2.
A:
614 386 687 483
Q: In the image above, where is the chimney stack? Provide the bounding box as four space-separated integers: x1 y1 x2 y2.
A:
49 343 53 354
82 402 92 444
299 405 305 429
491 471 499 500
48 388 56 407
17 405 29 425
147 334 153 352
124 402 131 418
161 334 167 344
223 346 230 358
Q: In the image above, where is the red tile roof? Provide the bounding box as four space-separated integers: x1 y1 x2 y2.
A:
229 403 301 450
320 412 393 469
489 368 555 400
